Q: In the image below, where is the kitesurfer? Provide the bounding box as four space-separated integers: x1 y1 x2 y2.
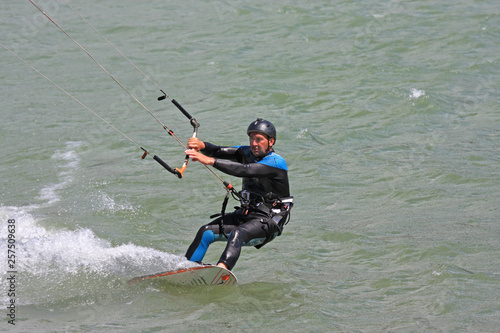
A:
184 118 293 270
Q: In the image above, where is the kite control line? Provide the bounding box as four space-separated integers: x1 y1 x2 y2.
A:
0 41 179 178
28 0 191 176
14 1 241 193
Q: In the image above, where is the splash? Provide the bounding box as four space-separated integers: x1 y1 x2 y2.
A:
37 141 83 206
92 191 135 213
0 141 195 306
0 205 195 305
409 88 425 99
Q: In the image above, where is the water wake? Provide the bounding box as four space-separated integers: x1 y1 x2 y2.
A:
0 142 194 306
0 204 194 306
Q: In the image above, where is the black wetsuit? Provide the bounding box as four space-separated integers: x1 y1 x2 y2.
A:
184 142 291 270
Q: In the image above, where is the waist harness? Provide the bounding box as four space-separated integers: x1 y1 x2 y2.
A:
211 190 294 247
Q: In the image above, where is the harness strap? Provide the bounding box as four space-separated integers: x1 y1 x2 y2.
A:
210 192 294 246
253 197 294 249
218 191 230 239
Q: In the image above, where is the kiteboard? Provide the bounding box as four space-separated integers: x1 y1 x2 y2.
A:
127 265 237 286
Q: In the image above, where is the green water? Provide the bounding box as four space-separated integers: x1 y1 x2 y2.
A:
1 1 499 332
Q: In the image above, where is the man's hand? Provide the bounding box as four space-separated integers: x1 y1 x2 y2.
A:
185 149 214 166
187 137 205 151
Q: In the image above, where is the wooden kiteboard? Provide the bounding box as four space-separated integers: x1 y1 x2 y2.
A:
127 265 238 286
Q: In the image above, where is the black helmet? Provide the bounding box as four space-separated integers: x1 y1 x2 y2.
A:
247 118 276 141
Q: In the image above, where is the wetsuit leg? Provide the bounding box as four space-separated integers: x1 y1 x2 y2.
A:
218 214 277 270
184 212 241 263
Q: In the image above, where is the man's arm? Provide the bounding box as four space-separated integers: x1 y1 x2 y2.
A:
211 159 283 178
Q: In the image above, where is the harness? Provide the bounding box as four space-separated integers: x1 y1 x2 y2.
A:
252 196 294 248
210 189 294 247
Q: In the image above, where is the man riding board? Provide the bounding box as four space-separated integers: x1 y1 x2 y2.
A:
184 118 293 270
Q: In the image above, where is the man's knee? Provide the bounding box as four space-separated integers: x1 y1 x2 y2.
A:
228 228 245 246
195 224 215 239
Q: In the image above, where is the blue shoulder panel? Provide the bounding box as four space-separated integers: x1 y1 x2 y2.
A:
237 146 288 170
259 151 288 171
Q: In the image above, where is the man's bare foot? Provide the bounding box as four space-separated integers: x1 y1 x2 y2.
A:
216 262 228 270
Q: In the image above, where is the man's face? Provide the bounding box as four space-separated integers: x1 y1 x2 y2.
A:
249 132 274 157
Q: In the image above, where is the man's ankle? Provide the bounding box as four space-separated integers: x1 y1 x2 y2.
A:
217 262 228 270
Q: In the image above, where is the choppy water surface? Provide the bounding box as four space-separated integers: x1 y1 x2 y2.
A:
1 1 499 332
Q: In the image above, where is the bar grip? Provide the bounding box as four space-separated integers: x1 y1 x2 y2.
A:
153 155 181 178
171 99 193 120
